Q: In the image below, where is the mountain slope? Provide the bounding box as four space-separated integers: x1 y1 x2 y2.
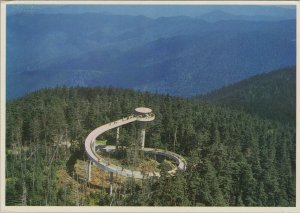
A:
200 67 296 125
7 13 296 99
6 87 296 206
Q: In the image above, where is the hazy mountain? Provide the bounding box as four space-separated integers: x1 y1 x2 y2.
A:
7 12 296 99
197 10 294 22
200 67 296 125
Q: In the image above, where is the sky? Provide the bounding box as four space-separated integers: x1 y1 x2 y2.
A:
7 4 296 19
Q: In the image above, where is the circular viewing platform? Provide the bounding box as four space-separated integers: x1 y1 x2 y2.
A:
135 107 152 114
134 107 155 122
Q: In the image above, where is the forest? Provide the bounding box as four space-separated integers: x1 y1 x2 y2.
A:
201 67 296 125
5 81 295 206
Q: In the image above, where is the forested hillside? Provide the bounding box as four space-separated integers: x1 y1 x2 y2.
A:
6 87 295 206
201 67 295 125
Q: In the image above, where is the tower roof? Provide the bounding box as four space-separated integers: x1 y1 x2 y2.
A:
135 107 152 114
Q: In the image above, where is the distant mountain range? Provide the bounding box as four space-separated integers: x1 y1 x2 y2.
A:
197 10 295 22
200 66 296 125
6 9 296 99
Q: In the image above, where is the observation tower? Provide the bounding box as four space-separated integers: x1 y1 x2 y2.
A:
84 107 186 196
134 107 155 149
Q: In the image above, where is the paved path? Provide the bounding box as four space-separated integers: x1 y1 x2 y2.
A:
84 113 187 179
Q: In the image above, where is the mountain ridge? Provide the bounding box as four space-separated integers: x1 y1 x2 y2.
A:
7 13 296 99
199 66 296 125
197 9 296 22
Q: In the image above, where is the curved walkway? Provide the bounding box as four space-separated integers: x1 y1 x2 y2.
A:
84 112 187 179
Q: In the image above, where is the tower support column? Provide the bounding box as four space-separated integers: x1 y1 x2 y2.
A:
88 160 92 182
140 128 145 149
109 172 113 196
116 127 120 149
92 141 96 165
